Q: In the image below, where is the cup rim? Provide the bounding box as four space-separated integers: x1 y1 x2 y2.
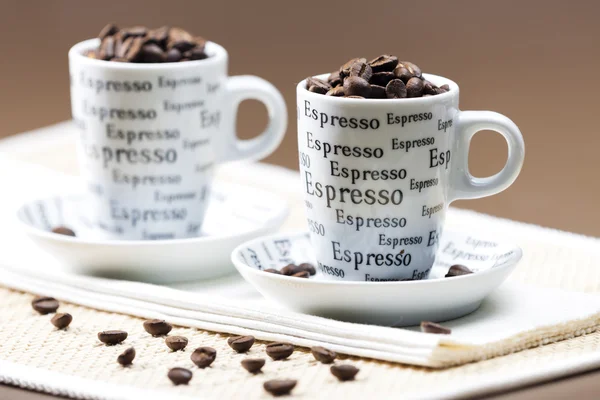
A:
69 38 227 69
297 73 459 104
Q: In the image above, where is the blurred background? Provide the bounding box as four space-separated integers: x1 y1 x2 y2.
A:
1 0 599 235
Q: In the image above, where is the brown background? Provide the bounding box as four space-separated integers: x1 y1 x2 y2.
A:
1 0 599 235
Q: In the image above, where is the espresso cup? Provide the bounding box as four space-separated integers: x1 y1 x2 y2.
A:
69 39 287 240
297 74 524 281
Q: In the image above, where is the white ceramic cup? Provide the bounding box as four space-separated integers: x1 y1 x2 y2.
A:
69 39 287 240
297 74 524 281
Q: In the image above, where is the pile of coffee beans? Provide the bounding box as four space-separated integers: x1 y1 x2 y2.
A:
264 262 316 279
85 24 208 63
306 55 449 99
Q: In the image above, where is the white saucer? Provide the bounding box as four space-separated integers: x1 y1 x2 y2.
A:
17 183 289 283
232 231 522 326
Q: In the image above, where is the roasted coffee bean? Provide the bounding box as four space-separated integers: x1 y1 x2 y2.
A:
292 271 310 278
406 77 424 98
165 336 188 351
306 77 331 95
116 36 133 59
51 313 72 329
143 319 173 336
98 330 128 345
141 43 164 63
445 264 473 278
370 71 395 86
168 367 193 385
168 27 196 52
191 347 217 368
280 264 300 276
328 71 342 87
32 296 59 315
326 86 345 97
51 226 76 237
121 26 147 39
298 263 316 276
146 26 170 46
228 335 255 353
265 342 294 360
331 364 359 381
345 95 365 99
370 85 386 99
385 79 407 99
98 23 119 39
117 347 136 366
264 268 281 274
422 80 437 96
183 47 207 60
264 379 297 396
340 57 366 77
125 36 144 62
311 346 336 364
368 54 398 73
165 48 182 62
241 358 266 373
420 321 451 334
393 66 414 82
398 61 422 78
99 36 115 60
343 76 371 98
111 58 129 62
440 84 450 92
349 61 373 82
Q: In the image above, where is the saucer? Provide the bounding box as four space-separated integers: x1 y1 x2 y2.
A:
232 230 522 326
17 183 289 283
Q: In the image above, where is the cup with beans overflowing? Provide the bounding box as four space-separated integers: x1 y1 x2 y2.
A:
297 55 524 282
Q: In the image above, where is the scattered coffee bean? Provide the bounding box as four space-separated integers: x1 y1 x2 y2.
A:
445 264 473 278
311 346 337 364
292 271 310 278
51 226 75 237
87 25 208 63
51 313 72 329
330 364 359 381
168 367 193 385
297 263 316 276
349 60 373 81
31 296 59 315
191 347 217 368
370 71 396 86
143 319 173 336
344 76 371 98
228 335 255 353
241 358 266 373
420 321 451 334
306 77 331 94
117 347 136 366
265 342 294 360
370 85 387 99
264 379 297 396
326 86 345 97
368 54 398 73
328 71 342 87
165 336 188 351
406 77 424 97
98 330 128 345
385 79 407 99
264 268 281 274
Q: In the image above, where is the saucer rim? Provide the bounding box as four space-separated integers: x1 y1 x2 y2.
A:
231 230 523 287
16 182 290 247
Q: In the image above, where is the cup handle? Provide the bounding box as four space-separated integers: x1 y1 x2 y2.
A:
220 76 287 162
449 111 525 202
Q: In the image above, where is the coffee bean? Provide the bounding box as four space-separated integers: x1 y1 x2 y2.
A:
146 26 170 46
345 96 365 99
445 264 473 277
168 27 196 52
115 35 131 59
398 61 422 78
165 48 181 63
298 263 316 276
422 80 437 96
306 77 331 95
349 61 373 82
406 77 424 98
340 58 366 77
420 321 451 334
141 43 164 63
191 347 217 368
369 85 386 99
331 364 359 381
51 226 75 237
393 66 414 82
121 26 147 39
241 358 266 373
183 47 207 61
292 271 310 278
227 335 255 353
440 84 450 92
143 319 173 336
125 37 144 62
264 268 281 274
265 342 294 360
263 379 297 396
311 346 336 364
370 71 395 86
326 86 345 97
165 336 188 351
111 58 129 62
51 313 72 329
31 296 59 315
117 347 136 366
368 54 398 73
98 330 128 345
168 367 193 385
328 71 342 87
385 79 407 99
280 264 300 276
98 23 119 39
343 76 371 98
99 36 115 60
